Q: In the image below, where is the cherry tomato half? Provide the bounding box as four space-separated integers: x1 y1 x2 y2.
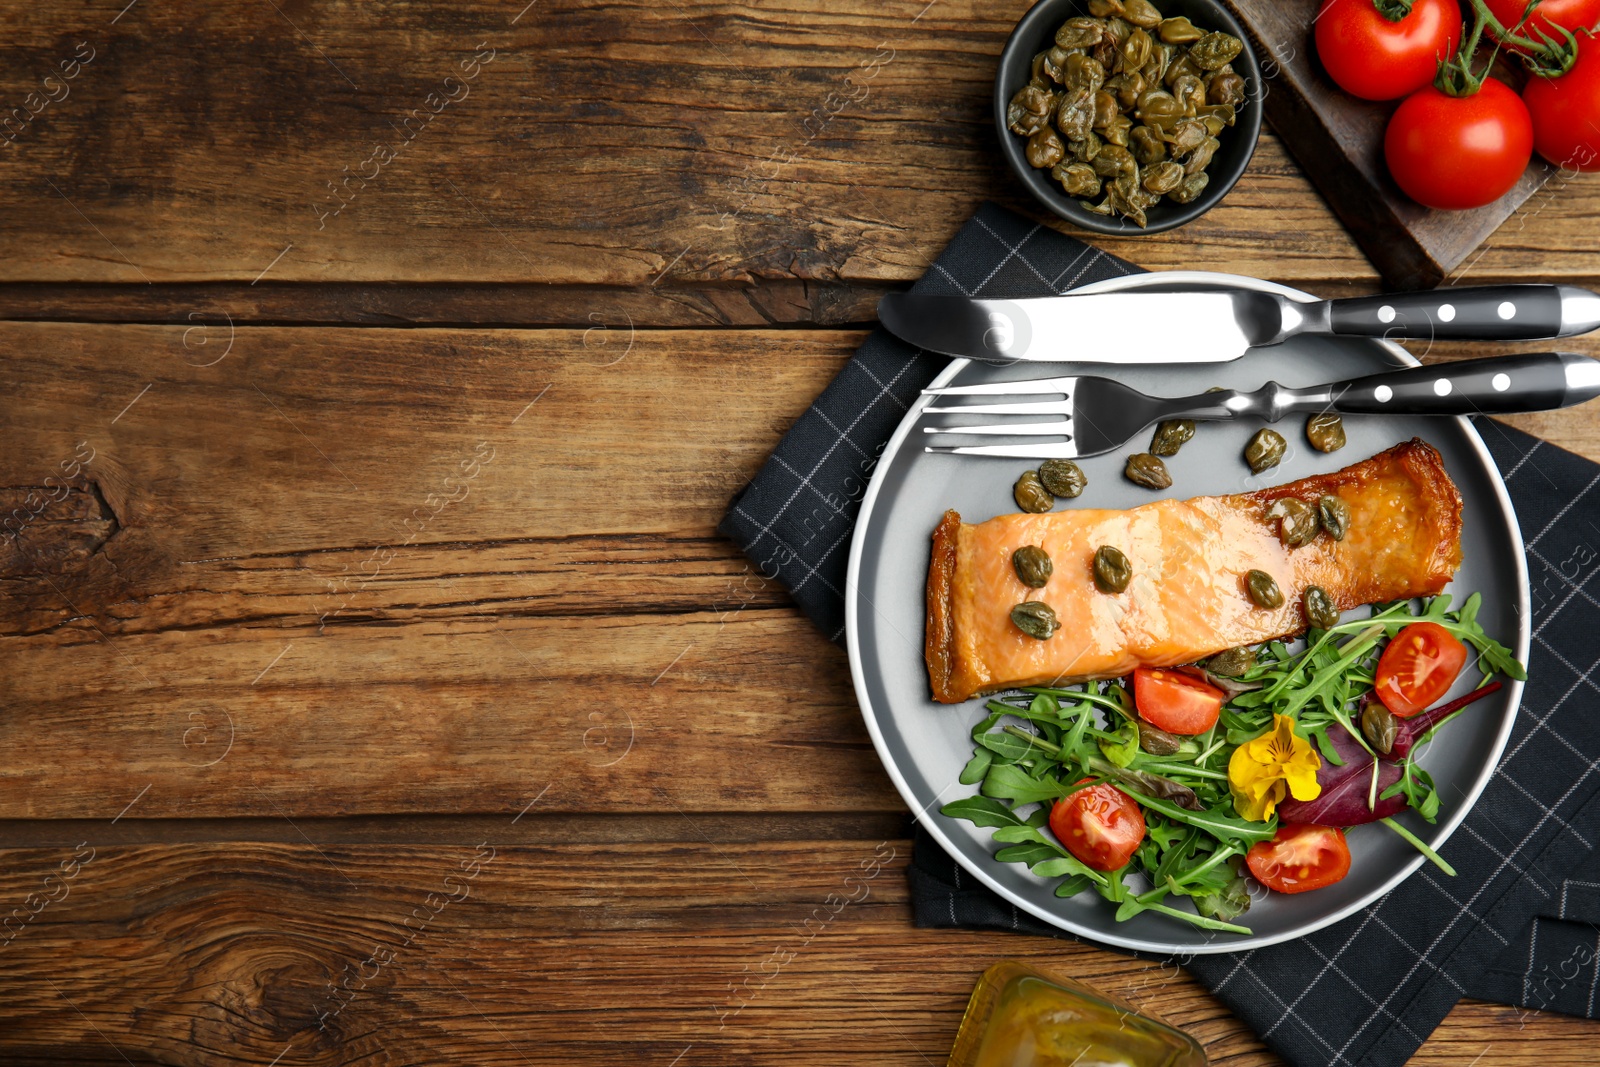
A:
1384 79 1533 210
1485 0 1600 54
1314 0 1463 101
1374 621 1468 718
1133 667 1225 735
1247 824 1352 894
1050 780 1146 872
1525 31 1600 172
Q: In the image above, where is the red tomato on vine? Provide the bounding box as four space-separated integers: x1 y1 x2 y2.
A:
1523 30 1600 171
1314 0 1464 100
1384 77 1534 208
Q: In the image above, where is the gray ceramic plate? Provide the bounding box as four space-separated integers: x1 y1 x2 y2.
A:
845 271 1531 954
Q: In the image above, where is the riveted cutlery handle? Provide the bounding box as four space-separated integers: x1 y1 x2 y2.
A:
1314 353 1600 416
1326 285 1598 341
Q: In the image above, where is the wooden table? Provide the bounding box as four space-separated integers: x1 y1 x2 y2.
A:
2 2 1598 1064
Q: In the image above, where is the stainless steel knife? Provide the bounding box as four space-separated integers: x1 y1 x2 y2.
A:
876 285 1600 364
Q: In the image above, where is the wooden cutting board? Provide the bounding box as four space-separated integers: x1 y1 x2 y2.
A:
1223 0 1554 290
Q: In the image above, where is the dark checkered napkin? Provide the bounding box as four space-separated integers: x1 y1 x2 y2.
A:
721 202 1600 1067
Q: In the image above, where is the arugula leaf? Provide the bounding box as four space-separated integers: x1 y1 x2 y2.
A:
991 823 1051 844
958 748 992 785
970 707 1006 742
940 795 1025 828
1055 875 1093 898
981 764 1070 805
995 842 1066 866
1119 787 1278 845
1034 855 1106 881
1029 692 1061 719
976 730 1045 763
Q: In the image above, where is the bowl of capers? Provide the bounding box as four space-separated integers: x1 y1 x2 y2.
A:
995 0 1263 234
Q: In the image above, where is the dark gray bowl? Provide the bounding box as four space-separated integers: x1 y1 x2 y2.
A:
994 0 1264 235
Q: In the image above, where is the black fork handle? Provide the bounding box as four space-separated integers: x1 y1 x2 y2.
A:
1298 352 1599 417
1155 353 1600 424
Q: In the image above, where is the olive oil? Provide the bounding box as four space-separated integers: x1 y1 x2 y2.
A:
948 961 1207 1067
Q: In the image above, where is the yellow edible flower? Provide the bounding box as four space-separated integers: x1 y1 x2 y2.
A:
1228 714 1322 822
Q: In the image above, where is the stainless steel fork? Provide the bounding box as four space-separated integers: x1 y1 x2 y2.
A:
921 352 1600 459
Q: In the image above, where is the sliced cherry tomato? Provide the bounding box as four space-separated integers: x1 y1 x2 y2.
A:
1524 30 1600 172
1374 621 1468 718
1247 824 1352 894
1133 667 1224 735
1485 0 1600 54
1050 779 1146 872
1314 0 1463 101
1384 79 1534 209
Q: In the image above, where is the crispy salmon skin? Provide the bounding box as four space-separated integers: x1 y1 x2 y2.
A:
925 439 1463 704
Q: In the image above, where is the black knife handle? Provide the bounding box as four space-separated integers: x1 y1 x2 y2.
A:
1306 352 1599 416
1326 285 1581 341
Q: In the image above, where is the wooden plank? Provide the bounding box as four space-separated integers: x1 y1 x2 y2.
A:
1224 0 1555 290
0 1 1594 292
0 839 1592 1065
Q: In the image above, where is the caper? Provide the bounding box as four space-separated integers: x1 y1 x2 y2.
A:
1318 495 1350 541
1130 125 1167 165
1011 601 1060 640
1138 721 1184 755
1137 88 1184 123
1121 27 1153 71
1361 700 1399 756
1207 69 1246 106
1305 412 1347 453
1122 0 1163 28
1269 497 1318 548
1056 16 1105 49
1244 428 1287 474
1053 161 1102 197
1244 569 1284 610
1012 545 1054 589
1142 161 1185 195
1064 53 1107 94
1057 87 1097 141
1092 545 1132 594
1205 646 1257 677
1087 0 1123 14
1158 15 1204 43
1149 418 1195 456
1100 111 1133 147
1026 127 1066 169
1124 452 1172 490
1303 585 1339 631
1008 86 1055 137
1190 30 1244 71
1092 142 1137 178
1014 470 1054 513
1183 135 1220 176
1165 53 1201 89
1038 458 1087 498
1168 171 1209 203
1172 73 1206 115
1165 117 1209 154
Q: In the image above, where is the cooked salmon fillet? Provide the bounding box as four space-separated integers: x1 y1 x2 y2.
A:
925 439 1463 703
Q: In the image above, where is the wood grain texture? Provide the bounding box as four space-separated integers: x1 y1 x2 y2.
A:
3 0 1600 1060
1223 0 1556 290
0 838 1593 1066
0 0 1594 294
